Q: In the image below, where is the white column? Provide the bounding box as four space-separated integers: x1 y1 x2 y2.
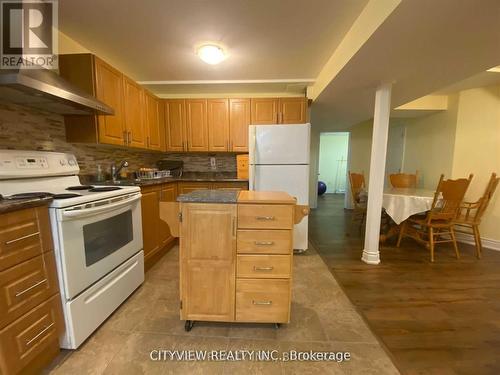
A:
361 83 392 265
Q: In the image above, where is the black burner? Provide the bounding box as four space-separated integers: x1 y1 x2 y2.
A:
9 192 53 199
66 185 94 191
53 193 81 199
88 187 122 192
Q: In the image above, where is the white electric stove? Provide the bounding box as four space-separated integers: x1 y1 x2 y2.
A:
0 150 144 349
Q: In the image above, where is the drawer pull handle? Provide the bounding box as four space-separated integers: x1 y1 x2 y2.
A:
255 216 275 221
254 241 274 246
15 279 47 297
25 322 55 346
5 231 40 245
252 300 272 306
254 266 274 271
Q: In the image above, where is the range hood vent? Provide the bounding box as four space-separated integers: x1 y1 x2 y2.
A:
0 67 114 115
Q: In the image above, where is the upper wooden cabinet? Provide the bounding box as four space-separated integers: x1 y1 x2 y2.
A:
208 99 230 152
59 53 163 151
229 99 251 152
164 99 187 152
251 97 308 125
185 99 209 152
123 76 146 148
251 98 279 124
279 97 307 124
144 92 164 151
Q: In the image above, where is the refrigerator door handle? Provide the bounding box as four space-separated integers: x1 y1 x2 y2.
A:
249 126 257 190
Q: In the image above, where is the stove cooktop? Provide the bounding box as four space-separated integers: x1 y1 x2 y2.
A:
5 192 82 200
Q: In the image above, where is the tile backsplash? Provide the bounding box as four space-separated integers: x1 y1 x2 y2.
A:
0 103 237 175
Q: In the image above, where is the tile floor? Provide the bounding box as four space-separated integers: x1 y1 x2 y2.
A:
46 245 399 374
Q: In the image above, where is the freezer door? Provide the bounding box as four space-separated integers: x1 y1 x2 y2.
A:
250 124 311 165
251 164 309 251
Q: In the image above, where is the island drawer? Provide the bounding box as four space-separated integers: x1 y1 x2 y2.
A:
237 255 291 278
237 230 292 254
236 279 290 323
238 204 293 230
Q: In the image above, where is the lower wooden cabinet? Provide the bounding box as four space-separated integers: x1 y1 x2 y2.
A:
180 203 236 322
140 183 178 269
0 206 64 375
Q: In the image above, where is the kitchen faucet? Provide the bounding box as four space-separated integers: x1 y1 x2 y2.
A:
111 160 129 182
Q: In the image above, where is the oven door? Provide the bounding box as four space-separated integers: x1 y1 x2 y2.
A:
55 192 143 299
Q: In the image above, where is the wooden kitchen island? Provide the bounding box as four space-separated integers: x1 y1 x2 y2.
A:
160 190 308 331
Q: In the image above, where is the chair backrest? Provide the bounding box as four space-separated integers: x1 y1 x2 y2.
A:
389 171 418 188
349 171 365 207
475 173 500 222
428 174 473 222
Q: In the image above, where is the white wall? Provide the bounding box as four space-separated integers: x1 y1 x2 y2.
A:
318 133 349 193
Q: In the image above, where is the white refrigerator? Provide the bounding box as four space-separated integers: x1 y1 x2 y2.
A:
249 123 310 252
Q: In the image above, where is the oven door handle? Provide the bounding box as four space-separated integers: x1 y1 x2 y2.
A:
61 194 141 219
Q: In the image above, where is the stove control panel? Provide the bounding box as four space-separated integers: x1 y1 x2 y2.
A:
0 150 79 179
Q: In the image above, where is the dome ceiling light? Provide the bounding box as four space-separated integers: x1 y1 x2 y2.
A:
196 44 227 65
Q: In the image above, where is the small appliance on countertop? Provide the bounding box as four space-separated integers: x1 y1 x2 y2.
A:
0 149 144 349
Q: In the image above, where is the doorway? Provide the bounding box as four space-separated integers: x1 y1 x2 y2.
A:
318 132 349 195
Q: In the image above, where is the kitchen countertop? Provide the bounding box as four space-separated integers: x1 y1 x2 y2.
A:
0 196 53 214
177 189 239 204
86 172 248 187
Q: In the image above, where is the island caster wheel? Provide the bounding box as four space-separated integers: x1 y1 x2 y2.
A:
185 320 194 332
274 323 281 329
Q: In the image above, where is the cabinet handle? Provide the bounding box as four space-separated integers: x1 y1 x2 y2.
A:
25 322 55 346
15 278 47 297
252 300 272 306
147 136 150 148
255 216 275 221
5 231 39 245
253 266 274 271
254 241 274 246
232 217 236 237
128 131 131 145
123 130 128 144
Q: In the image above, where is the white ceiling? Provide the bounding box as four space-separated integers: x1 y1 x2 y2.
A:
312 0 500 130
58 0 368 82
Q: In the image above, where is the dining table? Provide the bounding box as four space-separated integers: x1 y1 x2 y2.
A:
380 188 436 242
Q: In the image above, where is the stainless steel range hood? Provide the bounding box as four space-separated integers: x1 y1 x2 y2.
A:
0 67 114 115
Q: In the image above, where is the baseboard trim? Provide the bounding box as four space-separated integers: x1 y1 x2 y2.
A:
455 232 500 251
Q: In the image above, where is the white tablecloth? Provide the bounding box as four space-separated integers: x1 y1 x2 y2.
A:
383 188 435 225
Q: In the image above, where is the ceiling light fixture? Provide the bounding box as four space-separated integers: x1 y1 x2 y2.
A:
197 44 226 65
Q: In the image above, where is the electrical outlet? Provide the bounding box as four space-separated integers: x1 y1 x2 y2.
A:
210 157 217 170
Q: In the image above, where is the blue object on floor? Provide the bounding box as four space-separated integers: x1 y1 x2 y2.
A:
318 181 327 195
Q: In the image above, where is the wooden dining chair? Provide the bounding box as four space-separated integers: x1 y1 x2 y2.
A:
396 174 473 262
389 171 419 188
454 173 499 259
348 171 367 233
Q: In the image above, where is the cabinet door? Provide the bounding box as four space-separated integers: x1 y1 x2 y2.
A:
145 92 164 151
159 183 178 246
177 182 212 195
164 99 186 152
180 203 236 321
185 99 209 151
123 77 146 148
140 188 160 259
229 99 251 152
208 99 229 152
94 57 126 145
279 97 307 124
250 98 279 124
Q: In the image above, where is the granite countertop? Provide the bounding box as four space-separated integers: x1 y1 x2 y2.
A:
177 189 239 203
86 172 248 187
0 196 53 214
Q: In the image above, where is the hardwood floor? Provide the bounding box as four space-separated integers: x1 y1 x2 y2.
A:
309 194 500 375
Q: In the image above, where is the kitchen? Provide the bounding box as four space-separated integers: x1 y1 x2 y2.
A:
1 1 499 374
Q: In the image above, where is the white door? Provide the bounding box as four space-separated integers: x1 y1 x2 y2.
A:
250 124 311 165
251 164 309 251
